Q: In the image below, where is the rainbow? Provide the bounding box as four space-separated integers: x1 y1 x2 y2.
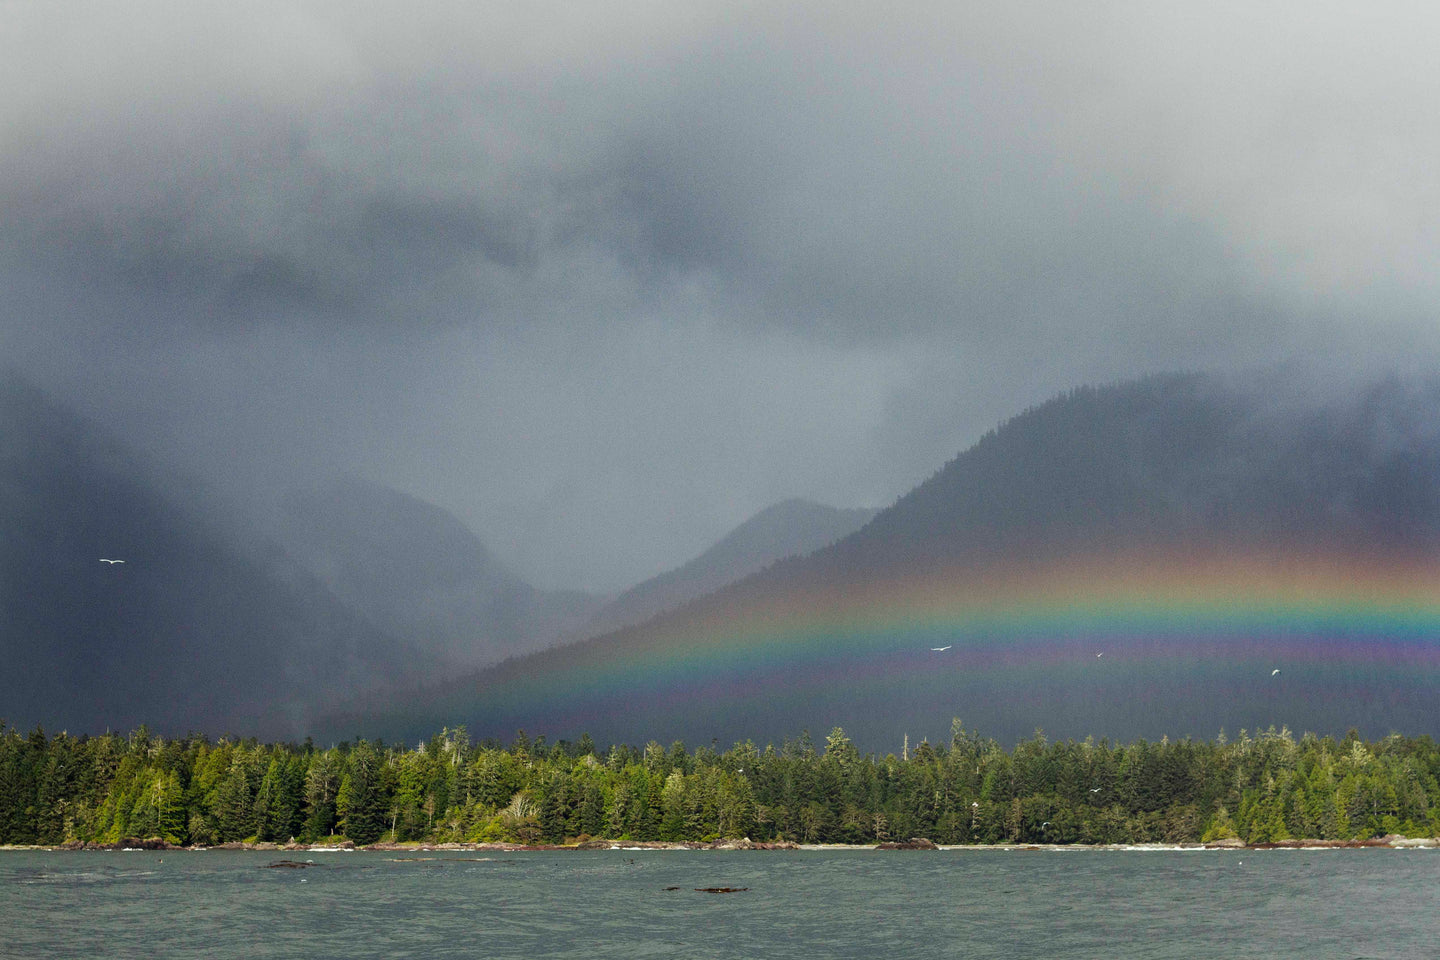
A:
438 548 1440 746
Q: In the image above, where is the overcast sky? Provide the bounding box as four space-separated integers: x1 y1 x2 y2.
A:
4 2 1439 591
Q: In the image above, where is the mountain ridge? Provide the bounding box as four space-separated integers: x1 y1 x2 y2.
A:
1 374 425 738
0 373 888 737
577 498 878 639
335 372 1440 750
270 478 604 670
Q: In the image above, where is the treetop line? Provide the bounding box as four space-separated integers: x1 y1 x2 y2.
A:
2 721 1436 847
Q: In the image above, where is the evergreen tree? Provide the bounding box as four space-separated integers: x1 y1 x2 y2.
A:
303 750 342 840
0 727 39 844
212 751 260 841
337 741 387 844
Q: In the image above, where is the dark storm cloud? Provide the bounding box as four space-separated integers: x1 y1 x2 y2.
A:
3 2 1439 589
1 2 1260 343
1 105 548 333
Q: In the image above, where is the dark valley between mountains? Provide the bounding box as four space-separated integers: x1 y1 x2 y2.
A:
5 371 1440 752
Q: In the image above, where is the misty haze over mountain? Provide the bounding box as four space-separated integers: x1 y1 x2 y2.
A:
6 4 1440 595
5 368 1440 745
347 372 1440 750
579 499 878 639
1 376 422 737
1 373 883 735
270 478 603 669
5 5 1440 744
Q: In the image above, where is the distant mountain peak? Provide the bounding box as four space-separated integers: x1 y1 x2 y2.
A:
577 498 878 638
270 477 602 670
342 371 1440 751
277 477 522 590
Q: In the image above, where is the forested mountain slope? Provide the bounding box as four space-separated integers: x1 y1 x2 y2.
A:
0 375 421 737
345 374 1440 751
828 373 1440 570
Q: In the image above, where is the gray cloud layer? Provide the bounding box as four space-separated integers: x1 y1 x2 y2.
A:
4 2 1438 589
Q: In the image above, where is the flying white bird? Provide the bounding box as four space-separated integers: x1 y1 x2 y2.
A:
99 559 125 564
1271 668 1281 676
1096 652 1104 658
931 645 952 652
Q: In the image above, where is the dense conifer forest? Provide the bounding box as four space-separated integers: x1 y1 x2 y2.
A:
4 722 1439 847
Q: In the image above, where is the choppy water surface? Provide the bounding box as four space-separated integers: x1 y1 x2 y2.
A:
3 848 1435 959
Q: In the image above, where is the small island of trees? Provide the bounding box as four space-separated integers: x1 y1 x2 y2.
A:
2 721 1438 847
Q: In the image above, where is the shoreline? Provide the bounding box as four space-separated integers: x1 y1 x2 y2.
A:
4 835 1437 853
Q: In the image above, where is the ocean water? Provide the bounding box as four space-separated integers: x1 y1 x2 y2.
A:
3 848 1435 959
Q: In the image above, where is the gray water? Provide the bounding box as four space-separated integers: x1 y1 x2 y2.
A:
3 848 1435 959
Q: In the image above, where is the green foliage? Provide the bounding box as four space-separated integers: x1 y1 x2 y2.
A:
4 720 1440 847
336 741 387 844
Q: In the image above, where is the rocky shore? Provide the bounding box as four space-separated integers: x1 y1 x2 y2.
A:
18 837 803 853
4 833 1437 853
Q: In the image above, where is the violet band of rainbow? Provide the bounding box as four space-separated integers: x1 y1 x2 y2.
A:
465 550 1440 732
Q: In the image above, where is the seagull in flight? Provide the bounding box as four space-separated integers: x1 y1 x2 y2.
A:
1271 668 1281 676
99 558 125 564
930 645 952 652
1096 652 1103 658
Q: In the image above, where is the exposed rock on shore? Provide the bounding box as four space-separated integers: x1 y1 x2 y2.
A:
707 838 799 850
20 835 1440 853
876 837 938 850
57 837 181 851
1246 835 1429 849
